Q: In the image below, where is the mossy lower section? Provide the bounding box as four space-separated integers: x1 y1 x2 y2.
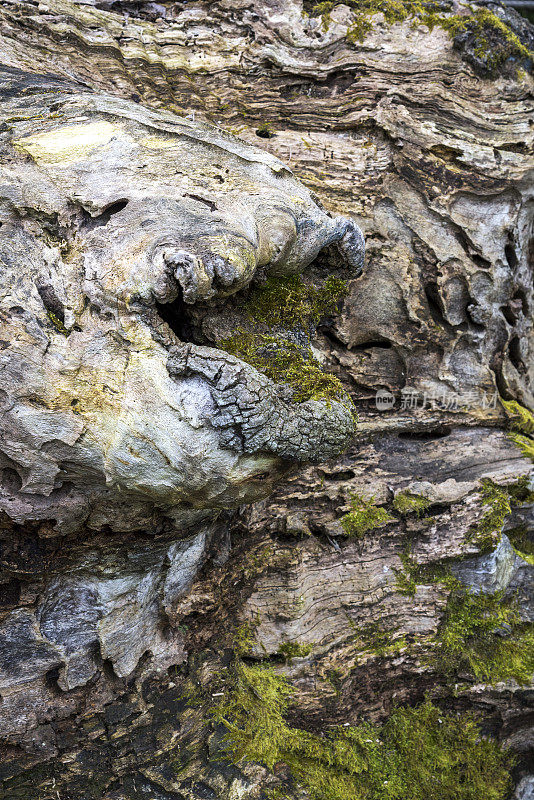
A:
212 661 512 800
432 588 534 685
221 274 353 408
305 0 532 78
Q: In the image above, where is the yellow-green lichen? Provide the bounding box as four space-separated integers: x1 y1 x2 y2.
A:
212 661 512 800
502 399 534 462
468 479 512 551
339 492 394 536
46 310 70 336
431 588 534 685
14 121 122 164
278 642 314 661
392 491 431 517
305 1 532 78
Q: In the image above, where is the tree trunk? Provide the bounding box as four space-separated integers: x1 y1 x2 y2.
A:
0 1 533 798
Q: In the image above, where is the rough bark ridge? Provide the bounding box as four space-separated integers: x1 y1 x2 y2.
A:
0 1 533 799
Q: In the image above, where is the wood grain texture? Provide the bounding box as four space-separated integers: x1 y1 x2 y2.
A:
0 2 532 798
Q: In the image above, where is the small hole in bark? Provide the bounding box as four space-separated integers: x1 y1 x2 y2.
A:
471 253 492 270
256 127 275 139
36 283 65 324
500 304 517 326
513 289 529 316
398 427 451 441
155 286 196 343
505 243 518 270
44 667 62 694
351 339 392 351
80 199 129 228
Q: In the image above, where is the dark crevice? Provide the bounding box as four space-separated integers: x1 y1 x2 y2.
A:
508 335 526 373
398 427 452 441
80 199 129 229
255 127 275 139
155 286 197 343
500 304 517 326
0 577 21 610
184 193 217 212
36 282 65 323
505 242 519 270
449 224 492 269
490 356 513 400
44 666 62 695
350 339 393 351
424 282 457 333
471 253 492 270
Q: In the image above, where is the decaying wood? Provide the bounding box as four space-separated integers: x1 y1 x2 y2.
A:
0 1 532 798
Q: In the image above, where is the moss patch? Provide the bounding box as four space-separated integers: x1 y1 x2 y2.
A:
305 1 532 78
220 275 353 409
222 331 348 405
278 642 314 661
351 622 408 657
469 479 512 551
244 274 347 330
212 662 512 799
392 491 431 517
431 588 534 685
502 400 534 462
339 492 394 536
393 551 418 596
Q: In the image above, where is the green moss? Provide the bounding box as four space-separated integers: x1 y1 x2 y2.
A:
234 620 258 657
502 399 534 435
435 7 532 74
502 400 534 461
509 433 534 461
245 274 347 330
305 0 532 77
507 526 534 564
222 331 350 406
469 479 512 551
212 663 512 800
351 622 407 657
220 275 353 410
431 588 534 685
278 642 314 661
392 491 431 517
393 551 418 596
506 474 534 504
339 492 394 536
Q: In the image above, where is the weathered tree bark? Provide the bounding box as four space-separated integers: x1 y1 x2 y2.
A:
0 1 533 798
